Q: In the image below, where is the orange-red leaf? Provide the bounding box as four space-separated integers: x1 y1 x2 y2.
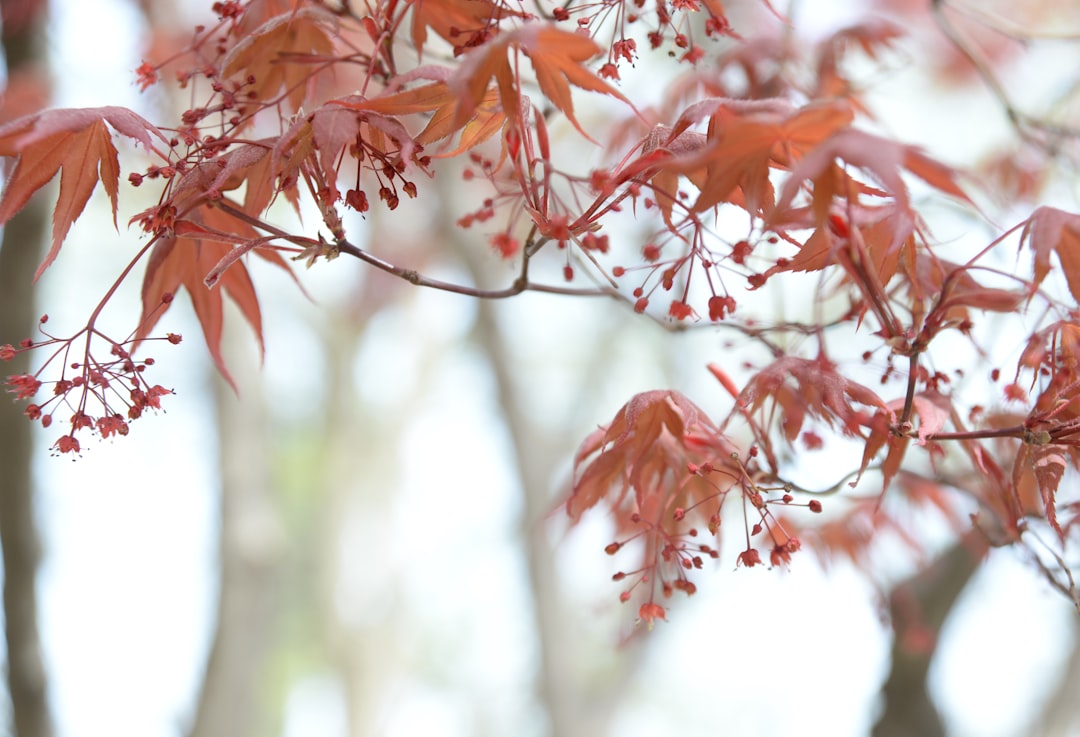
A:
135 203 292 388
408 0 529 57
909 390 950 445
223 7 337 111
857 409 908 493
764 202 916 286
626 99 854 224
1012 442 1068 538
0 106 165 279
333 79 505 152
785 474 965 570
736 354 886 442
450 24 631 138
774 128 971 222
1020 206 1080 306
568 390 737 525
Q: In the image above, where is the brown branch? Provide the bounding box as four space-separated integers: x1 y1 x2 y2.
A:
923 425 1026 442
1022 528 1080 614
334 238 611 298
212 199 614 299
931 0 1080 150
898 352 920 429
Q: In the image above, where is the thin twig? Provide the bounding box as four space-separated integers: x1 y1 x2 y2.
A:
931 0 1080 149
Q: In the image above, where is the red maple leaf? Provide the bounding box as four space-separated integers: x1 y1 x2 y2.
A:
0 106 166 279
450 23 631 138
134 203 293 387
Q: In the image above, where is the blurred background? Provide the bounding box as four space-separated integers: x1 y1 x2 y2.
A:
1 1 1080 736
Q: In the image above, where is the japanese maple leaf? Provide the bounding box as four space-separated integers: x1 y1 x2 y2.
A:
312 101 419 199
1018 320 1080 378
0 106 166 279
690 100 854 216
763 201 918 285
1012 442 1070 539
773 128 971 225
162 141 275 217
732 354 887 442
223 7 337 112
134 203 292 388
341 78 506 156
408 0 530 57
568 390 738 528
450 23 631 138
625 99 853 225
912 255 1027 319
1020 206 1080 306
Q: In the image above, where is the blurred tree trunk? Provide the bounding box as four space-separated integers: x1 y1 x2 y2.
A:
454 227 647 737
873 533 986 737
187 337 286 737
1031 622 1080 737
0 2 52 736
314 305 399 737
468 294 590 737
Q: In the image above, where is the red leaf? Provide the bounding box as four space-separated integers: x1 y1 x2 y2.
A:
626 99 853 224
1020 206 1080 306
334 79 507 155
856 409 907 492
736 354 886 442
450 24 631 138
222 7 337 111
568 390 737 524
0 106 165 279
134 203 292 388
1012 442 1068 538
409 0 529 57
909 391 950 446
774 128 970 222
764 201 916 286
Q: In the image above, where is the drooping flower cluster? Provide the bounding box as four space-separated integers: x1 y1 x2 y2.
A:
2 315 178 455
569 389 824 626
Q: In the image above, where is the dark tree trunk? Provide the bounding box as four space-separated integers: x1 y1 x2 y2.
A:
186 364 284 737
0 3 52 736
873 534 987 737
